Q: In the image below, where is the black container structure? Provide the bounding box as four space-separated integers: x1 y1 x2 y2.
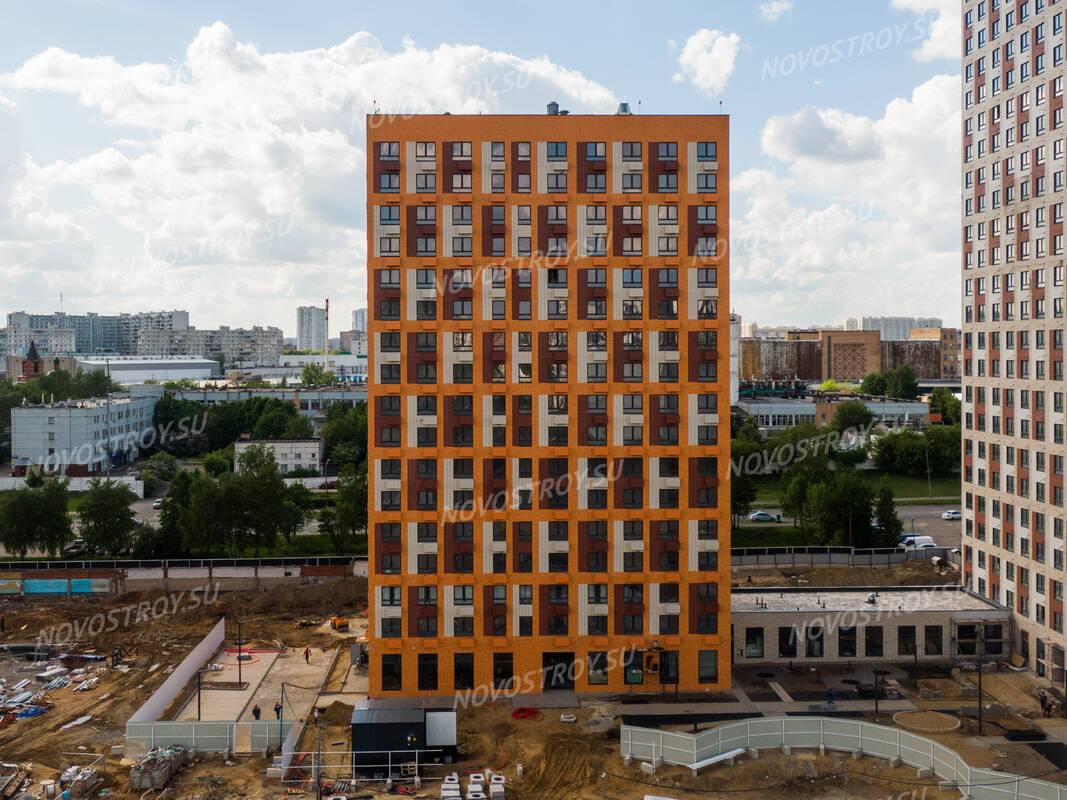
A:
349 707 457 778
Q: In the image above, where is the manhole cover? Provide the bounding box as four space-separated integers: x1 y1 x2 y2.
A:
842 679 860 685
757 672 775 678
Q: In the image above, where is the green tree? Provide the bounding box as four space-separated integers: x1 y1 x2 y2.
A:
201 450 232 476
282 414 314 439
885 365 920 401
252 408 291 439
280 483 313 543
928 387 962 425
231 444 285 556
0 478 72 558
831 400 874 433
184 472 230 556
731 472 757 529
780 472 810 528
873 481 904 547
78 479 139 556
301 362 337 386
859 371 888 396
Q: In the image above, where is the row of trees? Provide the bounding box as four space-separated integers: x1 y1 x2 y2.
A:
859 365 921 400
869 425 961 476
730 401 907 548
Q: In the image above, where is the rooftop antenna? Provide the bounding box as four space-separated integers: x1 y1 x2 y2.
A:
60 292 63 314
637 100 641 114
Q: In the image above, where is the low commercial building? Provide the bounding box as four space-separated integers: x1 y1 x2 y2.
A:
731 586 1012 666
76 357 220 385
130 384 367 418
233 438 324 474
736 394 929 431
11 395 158 476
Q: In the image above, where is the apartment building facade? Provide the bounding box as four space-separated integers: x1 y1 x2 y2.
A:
366 110 730 697
297 306 327 351
962 0 1067 683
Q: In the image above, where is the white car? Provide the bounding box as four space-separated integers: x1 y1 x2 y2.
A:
152 498 163 510
941 510 962 520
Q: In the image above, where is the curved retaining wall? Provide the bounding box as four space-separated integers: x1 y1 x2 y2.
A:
621 717 1064 800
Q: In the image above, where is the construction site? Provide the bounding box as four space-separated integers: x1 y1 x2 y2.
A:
0 562 1062 800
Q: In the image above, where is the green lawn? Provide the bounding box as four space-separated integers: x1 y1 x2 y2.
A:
747 472 959 505
66 492 87 512
731 525 809 548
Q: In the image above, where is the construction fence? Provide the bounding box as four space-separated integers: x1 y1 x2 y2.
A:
731 546 960 568
621 717 1060 800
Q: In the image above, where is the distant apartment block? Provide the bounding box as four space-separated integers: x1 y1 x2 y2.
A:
297 306 327 351
0 327 77 358
845 315 944 340
135 326 283 365
339 330 369 356
352 308 368 332
909 327 962 380
366 109 731 697
6 310 189 354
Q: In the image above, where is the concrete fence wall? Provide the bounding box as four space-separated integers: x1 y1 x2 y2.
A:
0 477 144 497
621 717 1062 800
129 617 226 725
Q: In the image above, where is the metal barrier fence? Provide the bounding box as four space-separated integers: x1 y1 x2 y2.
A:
0 556 356 571
126 720 292 753
621 717 1062 800
731 546 960 568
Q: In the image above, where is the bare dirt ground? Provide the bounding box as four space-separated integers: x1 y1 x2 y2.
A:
0 578 366 797
732 560 960 588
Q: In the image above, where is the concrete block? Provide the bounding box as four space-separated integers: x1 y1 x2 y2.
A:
887 757 902 768
622 756 632 767
781 745 791 756
819 744 826 756
265 768 283 779
852 750 863 760
653 757 664 768
747 748 759 760
110 745 125 757
640 762 656 775
917 768 934 779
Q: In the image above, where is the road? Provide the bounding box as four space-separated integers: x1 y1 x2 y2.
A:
743 503 964 548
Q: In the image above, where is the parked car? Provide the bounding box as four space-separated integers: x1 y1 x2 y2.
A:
152 498 163 510
941 509 962 520
748 511 777 522
61 539 88 558
318 481 336 490
901 535 936 550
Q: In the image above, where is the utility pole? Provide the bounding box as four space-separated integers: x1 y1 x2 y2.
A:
317 718 324 800
874 667 880 719
279 683 286 748
923 436 933 501
237 619 243 686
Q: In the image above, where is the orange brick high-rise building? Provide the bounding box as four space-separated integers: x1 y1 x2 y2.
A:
366 106 730 697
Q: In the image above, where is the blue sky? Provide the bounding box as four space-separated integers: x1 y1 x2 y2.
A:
0 0 961 334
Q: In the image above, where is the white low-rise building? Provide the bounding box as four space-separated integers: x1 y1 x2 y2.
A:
234 438 325 475
11 395 158 477
76 356 221 385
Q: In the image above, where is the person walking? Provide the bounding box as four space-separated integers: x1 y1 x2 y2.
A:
304 646 311 664
274 701 282 719
252 703 261 721
826 687 834 706
313 707 320 725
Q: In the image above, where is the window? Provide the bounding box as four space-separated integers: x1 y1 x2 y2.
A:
547 141 567 160
658 142 678 160
657 173 677 192
415 141 435 160
697 141 717 161
381 654 402 691
622 141 642 160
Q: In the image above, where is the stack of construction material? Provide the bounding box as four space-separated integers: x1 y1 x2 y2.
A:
60 767 102 800
487 772 505 799
466 772 486 800
440 772 460 799
128 745 187 790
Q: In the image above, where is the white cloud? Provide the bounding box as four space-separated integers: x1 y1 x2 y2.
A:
672 29 742 96
891 0 959 61
0 24 617 329
731 74 961 326
758 1 793 22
